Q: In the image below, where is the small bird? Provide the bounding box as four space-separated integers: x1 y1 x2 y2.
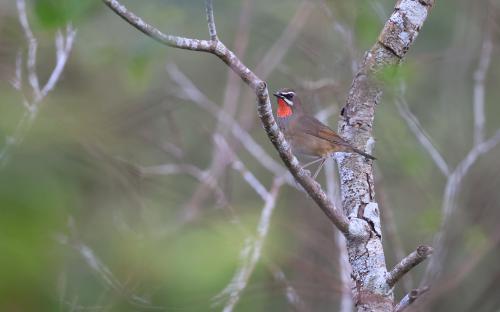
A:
273 88 375 179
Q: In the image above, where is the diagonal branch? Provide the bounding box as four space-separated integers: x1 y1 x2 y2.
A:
139 162 228 208
423 128 500 283
214 134 269 201
166 64 291 182
41 25 77 98
397 91 450 177
102 0 350 235
102 1 436 310
386 245 433 288
186 0 312 216
213 177 283 312
394 286 430 312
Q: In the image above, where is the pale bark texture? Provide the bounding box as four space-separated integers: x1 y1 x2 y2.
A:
337 1 435 311
102 0 436 311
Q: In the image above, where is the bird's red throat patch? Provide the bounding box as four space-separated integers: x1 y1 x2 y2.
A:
277 98 293 118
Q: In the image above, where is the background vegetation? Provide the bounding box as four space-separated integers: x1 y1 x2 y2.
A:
0 0 499 311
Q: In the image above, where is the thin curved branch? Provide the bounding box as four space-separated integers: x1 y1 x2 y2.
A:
387 245 433 288
185 0 312 216
139 163 228 208
102 0 350 233
397 93 450 177
214 134 269 201
165 63 291 183
56 235 163 310
103 0 212 51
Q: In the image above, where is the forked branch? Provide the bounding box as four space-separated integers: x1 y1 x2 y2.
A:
102 0 350 234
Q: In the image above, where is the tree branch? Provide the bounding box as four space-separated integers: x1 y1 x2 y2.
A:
394 286 430 312
102 2 436 310
16 0 40 99
139 163 228 208
165 63 291 183
103 0 350 233
336 0 435 309
214 134 269 201
397 88 450 177
213 177 284 312
387 245 433 288
205 0 218 40
473 27 492 146
1 0 76 168
185 0 312 215
103 0 213 52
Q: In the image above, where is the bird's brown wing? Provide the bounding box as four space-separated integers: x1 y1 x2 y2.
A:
293 115 352 148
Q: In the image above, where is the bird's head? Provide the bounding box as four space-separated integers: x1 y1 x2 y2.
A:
273 88 298 118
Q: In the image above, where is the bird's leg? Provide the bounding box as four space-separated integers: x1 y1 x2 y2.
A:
301 157 323 169
312 158 327 179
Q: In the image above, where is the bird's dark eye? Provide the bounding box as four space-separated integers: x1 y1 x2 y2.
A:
282 92 294 100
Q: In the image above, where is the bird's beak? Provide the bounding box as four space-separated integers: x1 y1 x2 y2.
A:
272 92 280 98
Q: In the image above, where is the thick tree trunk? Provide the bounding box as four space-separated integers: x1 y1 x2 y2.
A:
337 1 435 311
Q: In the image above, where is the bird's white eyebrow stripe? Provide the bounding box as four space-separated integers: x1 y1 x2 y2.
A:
281 92 295 97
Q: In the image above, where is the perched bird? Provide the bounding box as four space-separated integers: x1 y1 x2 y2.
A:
273 88 375 179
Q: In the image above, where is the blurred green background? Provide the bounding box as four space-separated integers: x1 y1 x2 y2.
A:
1 0 500 311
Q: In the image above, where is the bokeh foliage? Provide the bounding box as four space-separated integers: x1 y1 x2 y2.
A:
0 0 499 311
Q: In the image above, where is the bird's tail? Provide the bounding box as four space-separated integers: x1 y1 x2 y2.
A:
352 147 376 160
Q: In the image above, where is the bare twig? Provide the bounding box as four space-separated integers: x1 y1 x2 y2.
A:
336 0 435 309
17 0 40 99
56 235 162 310
216 0 252 137
41 25 77 97
103 2 435 310
215 134 269 201
103 0 213 52
320 1 359 74
397 12 500 286
205 0 218 41
387 245 433 288
139 162 228 208
1 0 76 168
394 286 430 312
166 64 291 183
473 29 492 146
253 1 314 79
268 265 309 312
423 129 500 282
396 91 450 177
185 0 310 218
11 50 23 90
419 227 500 307
213 178 284 311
